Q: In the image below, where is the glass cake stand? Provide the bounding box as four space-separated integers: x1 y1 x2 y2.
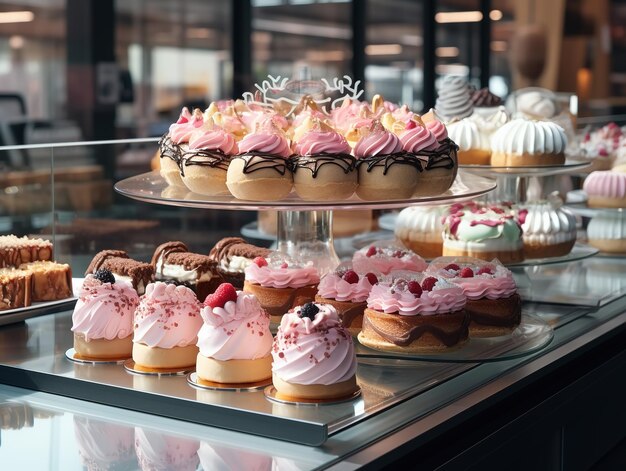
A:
115 170 496 274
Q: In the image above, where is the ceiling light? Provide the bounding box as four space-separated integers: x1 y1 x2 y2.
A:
435 11 482 23
490 10 503 21
365 44 402 55
305 50 346 61
436 46 459 58
0 11 34 23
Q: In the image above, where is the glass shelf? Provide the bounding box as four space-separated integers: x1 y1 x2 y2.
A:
114 170 496 211
460 160 589 178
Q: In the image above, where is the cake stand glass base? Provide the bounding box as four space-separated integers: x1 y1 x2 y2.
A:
276 210 340 276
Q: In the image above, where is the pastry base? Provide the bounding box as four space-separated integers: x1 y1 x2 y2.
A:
458 149 491 166
397 238 443 260
465 294 522 338
226 158 293 201
181 166 229 196
196 353 272 384
490 151 565 167
587 196 626 209
216 270 245 290
293 162 357 201
314 295 364 336
359 308 469 352
442 245 524 264
272 373 359 401
132 343 198 369
523 239 575 259
356 164 417 201
73 333 133 360
413 169 454 197
160 158 185 187
588 238 626 254
243 281 317 321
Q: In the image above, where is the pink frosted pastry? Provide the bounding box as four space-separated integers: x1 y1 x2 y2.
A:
315 267 378 335
181 123 238 196
74 417 135 471
400 118 457 197
355 121 421 200
135 428 200 471
71 270 139 360
243 254 319 322
352 243 427 275
359 275 469 352
226 120 293 201
583 170 626 208
426 257 521 337
161 108 204 187
271 302 358 400
132 281 202 370
196 283 272 384
292 123 357 201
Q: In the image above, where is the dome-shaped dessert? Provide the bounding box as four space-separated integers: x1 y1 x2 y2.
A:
519 198 577 258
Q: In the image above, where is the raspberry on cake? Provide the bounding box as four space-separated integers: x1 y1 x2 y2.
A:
196 283 272 384
427 257 522 337
86 250 154 295
71 270 139 360
358 275 469 352
315 266 378 335
352 242 427 275
208 236 271 289
243 253 319 323
132 282 202 370
271 302 358 401
150 241 221 302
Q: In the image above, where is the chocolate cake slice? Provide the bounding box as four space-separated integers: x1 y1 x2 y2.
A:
151 241 221 302
86 250 153 295
208 237 271 289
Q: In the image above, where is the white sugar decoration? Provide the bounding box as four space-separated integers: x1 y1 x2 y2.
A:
242 75 364 117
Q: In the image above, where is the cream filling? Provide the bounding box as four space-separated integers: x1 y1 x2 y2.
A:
219 255 251 273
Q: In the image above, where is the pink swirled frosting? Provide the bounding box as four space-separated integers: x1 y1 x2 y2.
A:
245 260 319 289
400 125 439 153
71 276 139 341
317 272 374 302
367 278 466 316
197 291 271 361
426 258 517 300
133 282 202 348
295 131 351 156
169 109 204 144
353 131 402 158
352 245 427 275
271 304 357 385
237 132 292 158
188 127 238 154
426 120 448 141
583 170 626 199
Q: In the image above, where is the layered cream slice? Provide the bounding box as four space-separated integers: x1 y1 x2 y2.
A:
196 283 272 384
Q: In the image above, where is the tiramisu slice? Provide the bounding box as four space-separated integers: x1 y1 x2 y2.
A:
0 269 32 310
0 235 53 268
20 261 73 302
151 241 221 302
86 250 154 295
208 237 271 289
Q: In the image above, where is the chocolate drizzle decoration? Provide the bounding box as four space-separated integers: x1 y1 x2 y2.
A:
291 152 356 178
356 151 422 175
180 148 232 176
415 138 458 170
232 152 290 176
158 133 183 167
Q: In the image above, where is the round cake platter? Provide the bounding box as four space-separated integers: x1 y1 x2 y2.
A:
459 160 590 178
356 313 553 364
